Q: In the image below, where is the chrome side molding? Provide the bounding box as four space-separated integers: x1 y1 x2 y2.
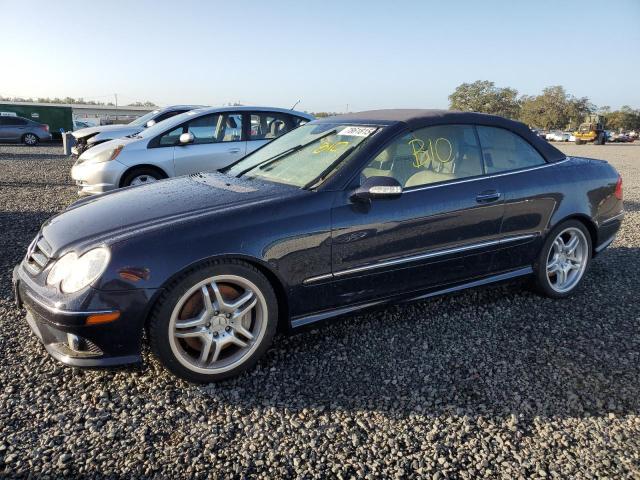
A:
303 233 538 284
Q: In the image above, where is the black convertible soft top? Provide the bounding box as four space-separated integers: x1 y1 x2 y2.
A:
319 109 566 163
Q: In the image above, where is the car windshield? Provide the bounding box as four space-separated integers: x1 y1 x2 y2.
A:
226 123 380 188
129 110 160 127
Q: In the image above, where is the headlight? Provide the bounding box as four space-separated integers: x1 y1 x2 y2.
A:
81 145 124 164
47 247 110 293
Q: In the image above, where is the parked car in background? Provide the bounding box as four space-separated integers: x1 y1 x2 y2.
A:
531 128 546 140
0 115 52 145
14 110 624 382
545 131 571 142
71 105 202 156
73 120 91 130
71 106 314 195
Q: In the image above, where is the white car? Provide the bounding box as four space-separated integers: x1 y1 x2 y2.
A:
71 105 202 155
71 106 314 195
545 131 570 142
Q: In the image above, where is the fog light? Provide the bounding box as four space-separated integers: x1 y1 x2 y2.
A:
67 333 81 351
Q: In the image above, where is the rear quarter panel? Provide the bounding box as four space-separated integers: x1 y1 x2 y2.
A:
492 157 621 272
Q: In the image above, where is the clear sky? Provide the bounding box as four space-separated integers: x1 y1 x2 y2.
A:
2 0 638 112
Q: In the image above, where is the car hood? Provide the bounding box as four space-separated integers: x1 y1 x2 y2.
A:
41 173 303 256
72 124 142 140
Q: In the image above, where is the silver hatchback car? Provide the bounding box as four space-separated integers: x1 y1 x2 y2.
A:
71 106 313 195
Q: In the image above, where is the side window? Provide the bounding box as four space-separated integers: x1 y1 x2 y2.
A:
477 126 546 173
156 113 244 147
0 117 25 126
293 116 310 127
218 113 243 142
249 113 293 140
361 125 483 188
186 114 219 144
158 126 184 146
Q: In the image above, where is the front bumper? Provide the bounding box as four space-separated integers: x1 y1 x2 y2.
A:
13 264 156 368
71 158 126 196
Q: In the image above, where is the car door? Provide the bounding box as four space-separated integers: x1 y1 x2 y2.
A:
329 124 505 307
476 126 558 272
173 112 247 175
0 116 25 141
0 117 11 140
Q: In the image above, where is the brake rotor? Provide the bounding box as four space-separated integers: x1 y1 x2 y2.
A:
178 283 242 351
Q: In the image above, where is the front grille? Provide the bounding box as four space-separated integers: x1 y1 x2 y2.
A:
24 234 52 275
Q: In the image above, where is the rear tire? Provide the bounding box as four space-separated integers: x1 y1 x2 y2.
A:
533 220 592 299
121 167 164 187
149 260 278 383
22 133 39 146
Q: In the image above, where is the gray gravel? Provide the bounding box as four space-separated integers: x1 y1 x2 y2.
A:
1 142 639 478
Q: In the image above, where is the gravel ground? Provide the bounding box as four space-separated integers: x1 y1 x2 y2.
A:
0 143 639 478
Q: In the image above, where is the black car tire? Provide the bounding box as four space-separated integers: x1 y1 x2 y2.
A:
22 133 39 146
533 220 592 299
149 260 278 383
121 167 164 187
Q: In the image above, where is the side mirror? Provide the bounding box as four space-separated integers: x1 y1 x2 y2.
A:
351 176 403 202
179 132 194 145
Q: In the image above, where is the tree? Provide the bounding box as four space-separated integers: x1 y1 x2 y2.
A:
519 86 592 130
604 106 640 131
448 80 520 119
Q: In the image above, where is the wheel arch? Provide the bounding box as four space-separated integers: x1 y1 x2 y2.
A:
143 254 291 335
119 164 169 187
548 213 598 256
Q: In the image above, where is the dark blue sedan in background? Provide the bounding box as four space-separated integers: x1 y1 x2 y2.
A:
13 110 624 382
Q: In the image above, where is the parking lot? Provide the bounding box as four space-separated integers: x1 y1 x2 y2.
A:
0 143 638 477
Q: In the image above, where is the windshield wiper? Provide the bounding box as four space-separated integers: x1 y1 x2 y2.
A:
236 130 337 177
303 144 359 189
304 127 379 188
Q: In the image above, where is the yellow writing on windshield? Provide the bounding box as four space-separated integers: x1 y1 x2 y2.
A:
313 141 350 154
409 137 453 168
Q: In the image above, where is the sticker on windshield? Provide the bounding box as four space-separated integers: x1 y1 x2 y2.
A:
338 126 377 137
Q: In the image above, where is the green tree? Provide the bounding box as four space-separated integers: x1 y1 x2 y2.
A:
519 86 592 130
604 106 640 131
448 80 520 119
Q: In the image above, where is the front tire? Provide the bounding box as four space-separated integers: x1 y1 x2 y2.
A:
22 133 39 146
533 220 592 298
149 260 278 383
121 167 163 187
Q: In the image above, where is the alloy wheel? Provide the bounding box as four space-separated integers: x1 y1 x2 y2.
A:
130 175 157 186
546 227 589 293
168 275 268 374
24 134 37 145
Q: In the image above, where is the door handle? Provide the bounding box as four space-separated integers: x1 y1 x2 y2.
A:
228 148 241 154
476 190 501 203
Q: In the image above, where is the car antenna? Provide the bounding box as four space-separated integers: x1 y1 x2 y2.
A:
290 100 301 110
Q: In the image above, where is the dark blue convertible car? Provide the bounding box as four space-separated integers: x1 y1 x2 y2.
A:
13 110 624 382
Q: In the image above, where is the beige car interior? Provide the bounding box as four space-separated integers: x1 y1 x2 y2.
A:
362 129 484 188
